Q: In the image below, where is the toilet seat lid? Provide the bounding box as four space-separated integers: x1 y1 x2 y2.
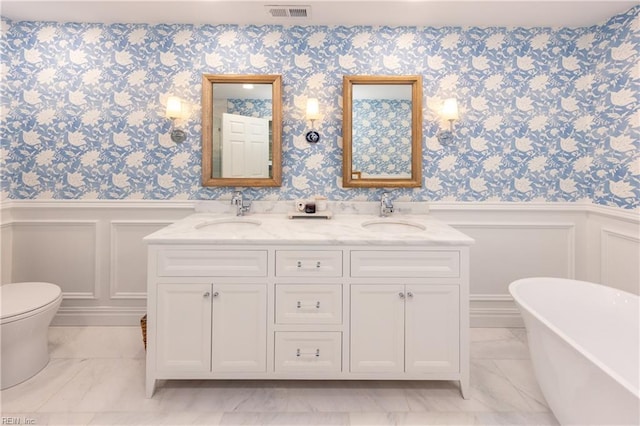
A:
1 282 62 320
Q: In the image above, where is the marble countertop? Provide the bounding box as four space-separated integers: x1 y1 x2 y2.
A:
144 206 474 246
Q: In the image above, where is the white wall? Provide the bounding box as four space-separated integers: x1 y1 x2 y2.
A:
1 201 637 327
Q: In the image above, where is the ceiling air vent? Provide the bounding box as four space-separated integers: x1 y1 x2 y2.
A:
265 5 311 20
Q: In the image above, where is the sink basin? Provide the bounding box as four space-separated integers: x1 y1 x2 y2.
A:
361 219 426 233
195 218 262 231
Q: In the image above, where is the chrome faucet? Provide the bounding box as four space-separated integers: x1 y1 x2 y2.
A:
380 192 394 217
231 191 252 216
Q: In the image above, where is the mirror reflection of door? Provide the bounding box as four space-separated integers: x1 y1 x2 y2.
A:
211 83 273 179
212 116 222 177
352 84 412 179
221 113 269 178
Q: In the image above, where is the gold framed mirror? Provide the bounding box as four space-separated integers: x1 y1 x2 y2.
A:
342 75 422 188
202 74 282 187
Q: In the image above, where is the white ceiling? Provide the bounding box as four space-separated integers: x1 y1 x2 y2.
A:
1 0 637 28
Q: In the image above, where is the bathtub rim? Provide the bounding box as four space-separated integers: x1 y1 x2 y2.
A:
509 276 639 400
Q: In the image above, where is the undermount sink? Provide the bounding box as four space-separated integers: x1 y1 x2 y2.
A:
195 218 262 231
361 219 426 233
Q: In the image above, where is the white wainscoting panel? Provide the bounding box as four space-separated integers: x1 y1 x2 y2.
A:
1 200 637 326
3 201 194 325
1 223 13 284
10 220 99 299
454 223 575 292
451 223 575 327
601 228 640 295
110 221 175 299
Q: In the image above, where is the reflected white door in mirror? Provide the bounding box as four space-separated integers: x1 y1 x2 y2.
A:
201 74 282 187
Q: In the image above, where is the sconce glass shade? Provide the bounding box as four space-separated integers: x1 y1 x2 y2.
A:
441 98 459 121
165 96 183 119
437 98 458 144
166 96 186 143
306 98 320 120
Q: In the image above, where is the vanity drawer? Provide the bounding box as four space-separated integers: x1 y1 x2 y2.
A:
350 250 460 278
274 332 342 373
157 249 268 277
275 284 342 324
275 250 343 277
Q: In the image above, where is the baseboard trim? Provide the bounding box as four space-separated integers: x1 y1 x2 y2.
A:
471 307 524 328
53 306 147 326
53 305 521 328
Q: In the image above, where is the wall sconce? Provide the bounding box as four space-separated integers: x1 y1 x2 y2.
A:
305 98 320 143
165 96 187 143
437 98 459 144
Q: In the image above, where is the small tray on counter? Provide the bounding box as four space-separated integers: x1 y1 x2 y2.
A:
287 211 333 219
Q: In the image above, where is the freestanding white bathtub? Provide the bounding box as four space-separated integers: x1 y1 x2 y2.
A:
509 277 639 426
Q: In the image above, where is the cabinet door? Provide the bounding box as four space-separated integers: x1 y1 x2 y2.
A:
157 283 212 373
405 285 459 373
350 284 405 373
212 284 267 373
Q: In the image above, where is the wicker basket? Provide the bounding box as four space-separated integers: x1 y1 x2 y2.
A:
140 314 147 350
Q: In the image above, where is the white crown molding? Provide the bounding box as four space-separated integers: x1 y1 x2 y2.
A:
1 0 636 28
586 203 640 224
428 200 590 212
1 199 197 210
2 199 638 222
430 201 639 223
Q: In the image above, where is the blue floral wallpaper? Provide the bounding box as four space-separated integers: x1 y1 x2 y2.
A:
0 6 637 208
352 99 412 177
227 99 272 119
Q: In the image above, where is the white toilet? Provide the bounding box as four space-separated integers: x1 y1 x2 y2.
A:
1 282 62 389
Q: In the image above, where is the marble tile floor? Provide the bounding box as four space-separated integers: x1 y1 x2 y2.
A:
0 327 559 426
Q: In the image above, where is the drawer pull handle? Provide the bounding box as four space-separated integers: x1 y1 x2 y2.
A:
407 291 414 298
296 261 322 270
296 301 321 309
399 292 405 298
296 348 320 358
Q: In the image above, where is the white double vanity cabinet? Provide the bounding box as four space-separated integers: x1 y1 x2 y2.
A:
144 211 473 398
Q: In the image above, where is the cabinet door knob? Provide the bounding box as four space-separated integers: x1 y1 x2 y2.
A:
297 261 302 268
399 292 405 298
316 261 321 268
407 291 414 298
213 291 219 297
203 292 210 298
